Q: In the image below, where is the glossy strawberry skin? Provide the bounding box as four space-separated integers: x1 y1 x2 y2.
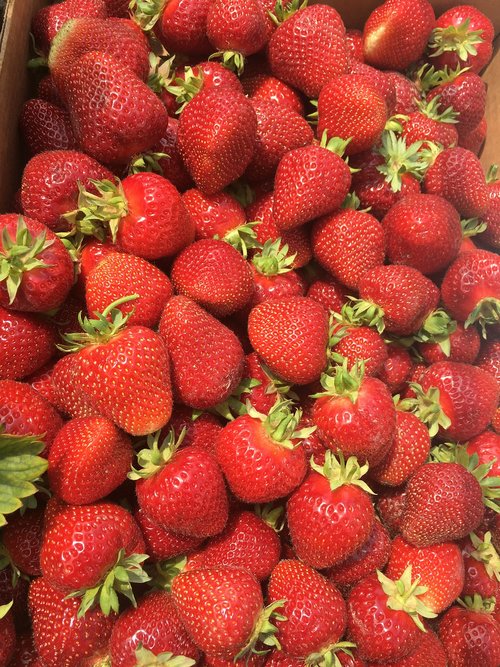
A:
461 533 500 600
287 470 375 569
418 323 481 365
438 605 500 667
477 339 500 389
241 74 304 115
156 0 212 56
466 431 500 478
401 112 458 150
206 0 271 56
2 507 44 577
251 264 306 308
307 277 347 314
483 178 500 250
353 163 421 221
378 344 414 394
20 99 77 155
168 406 223 455
183 188 246 240
427 73 487 138
330 325 388 377
388 628 448 667
32 0 107 54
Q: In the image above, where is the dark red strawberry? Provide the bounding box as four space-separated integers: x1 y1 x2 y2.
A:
0 603 16 666
401 96 459 149
376 485 407 536
241 74 303 115
20 99 77 156
378 343 414 394
152 0 212 56
384 626 448 667
388 71 420 115
2 508 44 577
250 239 306 307
307 276 347 314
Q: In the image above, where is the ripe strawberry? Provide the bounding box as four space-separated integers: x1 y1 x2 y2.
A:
376 484 407 536
48 416 133 505
178 86 257 194
7 631 38 667
171 566 284 659
378 343 414 394
0 307 56 381
32 0 107 54
383 193 462 275
401 96 459 149
0 215 73 313
363 0 434 69
241 74 304 114
418 322 481 365
186 509 281 581
477 339 500 388
134 507 203 562
349 61 397 115
85 252 173 328
328 315 388 378
461 531 500 600
312 209 385 290
250 239 306 306
386 536 465 613
21 149 113 232
0 604 15 667
248 296 329 385
441 250 500 337
388 71 420 115
347 567 436 663
29 577 115 667
327 519 392 593
466 431 500 478
235 352 294 416
287 451 375 569
424 147 488 218
159 295 244 409
438 596 500 667
267 4 349 98
426 70 486 138
109 590 201 667
268 559 347 661
167 406 223 454
313 361 396 467
387 627 448 667
20 99 77 156
183 188 248 245
307 276 347 314
54 298 173 436
152 0 212 56
317 75 387 155
2 507 44 577
459 115 487 154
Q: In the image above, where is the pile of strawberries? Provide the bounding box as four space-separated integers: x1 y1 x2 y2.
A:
1 0 500 664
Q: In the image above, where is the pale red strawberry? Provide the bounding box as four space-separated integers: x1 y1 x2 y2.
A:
153 0 212 56
248 296 329 385
20 99 77 155
134 508 203 562
32 0 107 54
426 71 486 139
2 507 44 577
241 74 303 114
363 0 435 70
159 296 244 409
417 322 481 365
467 431 500 478
378 344 414 394
312 209 385 290
287 451 375 569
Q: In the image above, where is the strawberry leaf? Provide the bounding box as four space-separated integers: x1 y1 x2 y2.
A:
134 645 196 667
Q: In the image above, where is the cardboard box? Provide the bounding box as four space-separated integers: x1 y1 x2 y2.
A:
0 0 498 212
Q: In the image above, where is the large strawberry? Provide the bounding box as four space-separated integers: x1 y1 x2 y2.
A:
131 428 229 538
20 98 77 156
287 451 375 569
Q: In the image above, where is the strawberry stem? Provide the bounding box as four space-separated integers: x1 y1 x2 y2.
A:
465 298 500 339
134 645 196 667
378 566 437 632
234 599 287 660
428 19 485 62
252 238 296 276
128 428 187 480
310 450 374 495
398 383 451 437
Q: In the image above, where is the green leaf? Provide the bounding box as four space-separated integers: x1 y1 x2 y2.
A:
135 645 196 667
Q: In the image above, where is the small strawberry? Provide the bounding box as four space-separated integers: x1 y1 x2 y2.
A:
346 28 364 62
2 507 44 577
401 96 459 149
0 603 16 667
378 343 414 394
467 431 500 478
20 99 77 156
459 115 487 154
134 508 203 562
477 339 500 388
376 485 407 536
241 74 303 115
7 631 38 667
235 352 295 416
417 322 481 365
461 531 500 600
328 312 388 377
149 0 212 56
287 451 375 569
388 72 420 115
168 406 223 454
250 239 306 306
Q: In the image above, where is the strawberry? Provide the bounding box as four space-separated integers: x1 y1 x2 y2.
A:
215 401 311 503
85 252 173 328
267 559 347 661
417 322 481 365
241 74 304 115
287 451 375 569
466 431 500 478
168 406 223 454
441 250 500 337
438 595 500 667
0 215 73 313
307 276 347 314
312 361 396 467
236 352 295 415
131 428 229 539
477 339 500 388
29 577 115 667
8 632 38 667
388 72 420 115
267 4 349 98
362 0 435 70
347 567 436 663
134 508 202 564
400 96 459 150
327 519 392 593
329 314 388 378
40 501 149 615
349 61 397 115
20 99 77 156
178 86 257 194
426 70 486 138
37 74 64 106
459 115 487 154
386 627 448 667
54 297 173 436
151 0 212 56
183 188 249 248
376 485 407 536
0 307 56 381
159 295 244 409
386 536 465 613
248 296 329 385
63 51 168 165
173 566 286 660
312 209 385 290
48 416 133 505
483 167 500 250
378 343 414 394
21 149 113 232
2 507 44 577
317 75 387 155
109 590 201 667
273 136 351 231
250 240 306 306
0 603 15 667
185 509 281 581
461 531 500 599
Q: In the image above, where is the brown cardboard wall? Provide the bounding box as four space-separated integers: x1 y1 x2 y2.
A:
0 0 498 212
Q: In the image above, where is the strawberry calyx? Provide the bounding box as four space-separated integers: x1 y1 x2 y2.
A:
252 238 296 276
128 151 170 176
461 217 488 237
413 308 458 356
166 67 205 113
147 52 175 94
310 450 374 495
219 220 262 258
429 440 462 463
58 294 139 352
234 599 287 660
318 132 351 158
486 164 498 184
346 297 385 334
458 594 496 614
416 95 459 123
247 399 316 450
416 63 469 94
376 131 428 192
469 532 500 582
67 548 151 617
134 645 196 667
152 556 188 592
209 50 246 76
314 359 365 403
305 641 358 667
128 428 187 480
254 503 285 532
0 600 12 620
268 0 308 26
129 0 168 31
428 18 485 62
212 377 263 421
465 298 500 339
0 545 21 587
398 383 451 437
378 566 437 632
0 216 54 304
225 181 255 208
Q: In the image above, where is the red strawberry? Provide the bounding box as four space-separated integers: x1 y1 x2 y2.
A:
159 295 244 409
131 428 229 539
186 509 281 581
241 74 303 115
178 86 257 194
7 631 39 667
417 322 481 365
349 61 397 115
248 296 329 385
267 4 349 98
268 560 347 661
426 71 486 138
384 627 448 667
32 0 107 54
48 416 132 505
29 577 115 667
109 590 201 667
376 485 407 536
386 536 465 613
0 604 16 667
85 252 173 328
171 566 284 659
250 240 306 307
287 451 375 569
461 531 500 600
328 314 388 378
152 0 212 56
183 188 248 246
378 343 414 394
346 28 364 61
459 115 487 154
2 508 44 577
388 71 420 115
312 209 385 290
401 96 459 149
134 508 202 562
363 0 435 70
477 339 500 388
215 401 310 503
20 99 77 156
317 75 387 155
37 74 64 106
307 276 347 314
168 406 223 454
237 352 294 415
467 431 500 478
